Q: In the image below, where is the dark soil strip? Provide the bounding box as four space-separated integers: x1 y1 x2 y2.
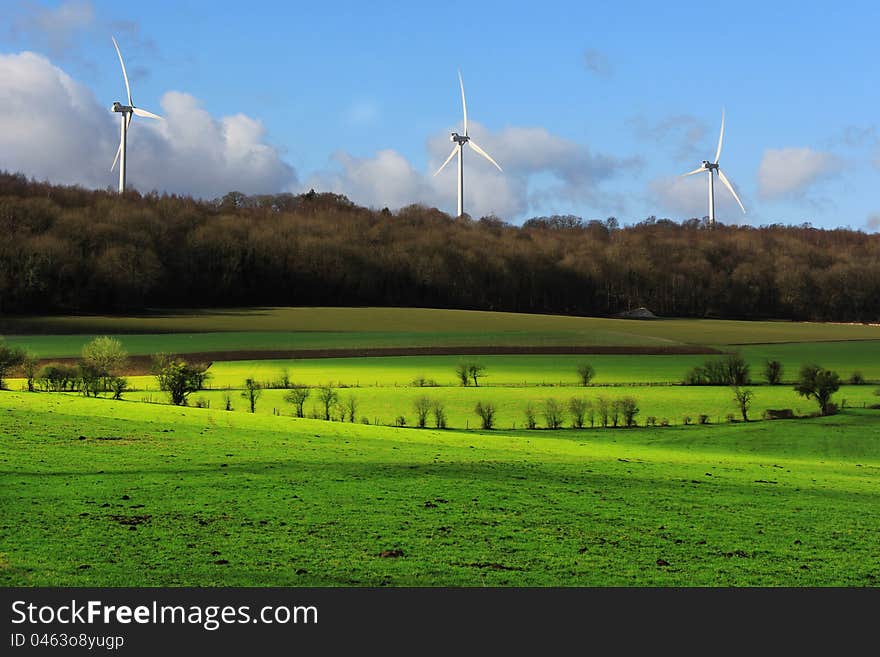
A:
34 344 721 376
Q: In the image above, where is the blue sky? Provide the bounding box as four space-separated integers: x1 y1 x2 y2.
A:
1 0 878 229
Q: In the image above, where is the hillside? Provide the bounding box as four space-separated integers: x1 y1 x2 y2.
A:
2 172 880 321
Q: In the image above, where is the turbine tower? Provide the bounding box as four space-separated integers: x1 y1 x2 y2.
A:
110 36 162 194
433 71 502 217
682 109 746 225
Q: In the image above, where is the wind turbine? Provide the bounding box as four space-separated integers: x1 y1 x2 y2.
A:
110 36 162 194
682 109 746 225
433 71 503 217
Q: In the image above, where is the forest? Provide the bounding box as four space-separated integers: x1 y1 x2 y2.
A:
1 171 879 321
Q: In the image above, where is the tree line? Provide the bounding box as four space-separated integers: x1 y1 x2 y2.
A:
2 171 880 320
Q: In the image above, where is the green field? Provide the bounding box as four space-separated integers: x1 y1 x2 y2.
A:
5 307 880 360
3 307 879 587
1 391 877 586
185 384 879 429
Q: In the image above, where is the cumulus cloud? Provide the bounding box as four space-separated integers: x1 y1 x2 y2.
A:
302 121 634 219
582 48 614 79
8 1 95 56
0 51 295 198
757 147 841 199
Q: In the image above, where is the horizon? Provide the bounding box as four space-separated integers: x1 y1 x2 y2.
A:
1 0 878 231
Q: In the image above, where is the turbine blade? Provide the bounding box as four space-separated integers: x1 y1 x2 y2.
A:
132 107 162 120
682 166 706 177
111 139 122 171
433 145 459 176
717 168 746 213
458 70 468 136
468 140 503 172
111 36 133 106
714 108 725 164
110 114 132 171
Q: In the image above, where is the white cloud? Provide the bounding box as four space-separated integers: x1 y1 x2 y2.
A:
303 121 633 219
757 147 841 199
0 51 295 198
867 213 880 232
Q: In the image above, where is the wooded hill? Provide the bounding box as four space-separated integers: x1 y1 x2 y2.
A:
1 172 878 321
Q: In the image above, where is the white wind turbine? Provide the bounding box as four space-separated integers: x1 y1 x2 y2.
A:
682 109 746 225
110 36 162 194
433 71 503 217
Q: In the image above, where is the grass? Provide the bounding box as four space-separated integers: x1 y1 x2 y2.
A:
1 391 877 586
5 307 880 359
177 384 879 429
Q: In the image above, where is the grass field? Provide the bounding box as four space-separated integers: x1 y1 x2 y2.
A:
3 307 879 587
1 391 877 586
185 384 880 429
5 307 880 360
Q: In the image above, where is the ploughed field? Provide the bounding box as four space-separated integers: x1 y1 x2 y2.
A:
2 307 879 586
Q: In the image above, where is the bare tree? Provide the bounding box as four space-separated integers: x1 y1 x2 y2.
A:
317 384 339 421
732 386 754 421
432 400 447 429
284 386 311 417
568 397 590 428
241 378 262 413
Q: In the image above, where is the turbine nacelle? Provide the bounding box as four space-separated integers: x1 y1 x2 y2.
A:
111 102 132 113
450 132 469 144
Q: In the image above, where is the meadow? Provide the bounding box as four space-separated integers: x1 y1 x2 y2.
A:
1 391 878 586
5 307 880 360
2 307 879 587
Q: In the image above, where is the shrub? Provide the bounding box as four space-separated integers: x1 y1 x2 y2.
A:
698 414 710 425
523 403 538 429
683 415 692 425
685 354 751 386
153 354 210 406
764 360 783 385
394 415 407 427
411 376 438 387
81 336 128 392
195 397 210 409
645 416 657 427
576 363 595 387
344 394 358 422
224 394 233 411
38 363 78 391
474 401 496 430
23 353 39 392
620 397 639 427
849 371 865 385
109 376 128 400
0 340 26 390
660 418 670 427
610 399 621 428
543 399 565 429
794 364 841 416
764 409 794 420
414 396 432 428
726 413 736 423
432 401 447 429
568 397 590 429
